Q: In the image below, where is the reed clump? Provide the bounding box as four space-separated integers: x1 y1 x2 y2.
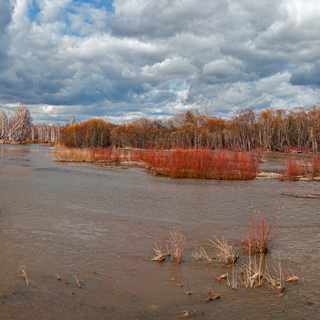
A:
53 146 94 162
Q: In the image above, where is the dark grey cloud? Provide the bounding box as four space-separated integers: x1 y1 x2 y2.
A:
0 0 12 69
290 62 320 86
0 0 320 124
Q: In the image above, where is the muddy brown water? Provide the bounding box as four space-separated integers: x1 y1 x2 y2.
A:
0 144 319 319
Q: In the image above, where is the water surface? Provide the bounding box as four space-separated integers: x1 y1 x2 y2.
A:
0 145 319 319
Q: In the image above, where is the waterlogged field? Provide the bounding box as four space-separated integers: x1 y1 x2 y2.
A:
0 144 319 319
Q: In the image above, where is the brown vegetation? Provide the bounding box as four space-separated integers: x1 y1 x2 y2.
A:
279 156 320 180
208 236 238 265
241 208 278 254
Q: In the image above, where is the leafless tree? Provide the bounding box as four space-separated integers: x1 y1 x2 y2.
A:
0 108 8 139
2 105 32 143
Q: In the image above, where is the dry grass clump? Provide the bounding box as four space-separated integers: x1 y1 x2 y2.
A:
54 146 126 164
262 252 285 292
90 147 123 163
169 230 185 263
208 235 238 265
239 253 264 289
150 230 185 263
191 246 213 264
232 252 298 292
53 146 94 162
241 208 278 254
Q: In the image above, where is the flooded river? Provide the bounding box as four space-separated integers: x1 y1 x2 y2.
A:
0 144 319 319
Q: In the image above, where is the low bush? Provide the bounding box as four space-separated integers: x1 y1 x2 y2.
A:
241 208 278 254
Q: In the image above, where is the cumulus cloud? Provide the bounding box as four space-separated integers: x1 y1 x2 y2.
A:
0 0 320 124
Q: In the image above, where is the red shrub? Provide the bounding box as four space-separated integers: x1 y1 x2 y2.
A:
241 209 278 254
140 149 259 180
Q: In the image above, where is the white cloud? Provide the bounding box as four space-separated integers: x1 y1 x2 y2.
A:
0 0 320 124
141 57 197 80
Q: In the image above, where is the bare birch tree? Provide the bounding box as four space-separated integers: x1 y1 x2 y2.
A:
3 105 32 143
0 108 8 139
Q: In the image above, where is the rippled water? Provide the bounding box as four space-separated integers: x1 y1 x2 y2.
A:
0 144 319 319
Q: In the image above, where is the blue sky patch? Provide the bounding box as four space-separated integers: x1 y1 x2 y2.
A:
72 0 114 13
28 0 41 24
170 79 189 92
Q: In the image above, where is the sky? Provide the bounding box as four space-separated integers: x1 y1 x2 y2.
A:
0 0 320 124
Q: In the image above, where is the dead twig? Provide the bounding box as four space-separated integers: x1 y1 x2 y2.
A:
285 268 300 282
151 242 167 261
205 285 220 300
211 272 228 282
74 275 81 289
179 309 196 317
227 264 238 290
19 266 29 286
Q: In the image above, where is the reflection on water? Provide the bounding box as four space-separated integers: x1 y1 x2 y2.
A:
0 145 319 319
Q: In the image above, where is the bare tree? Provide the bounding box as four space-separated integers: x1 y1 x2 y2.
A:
0 108 8 139
66 116 76 126
3 105 32 143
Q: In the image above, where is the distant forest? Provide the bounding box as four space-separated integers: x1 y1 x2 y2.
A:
26 105 320 152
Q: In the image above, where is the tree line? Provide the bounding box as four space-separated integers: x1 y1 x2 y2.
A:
2 104 320 152
58 105 320 152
